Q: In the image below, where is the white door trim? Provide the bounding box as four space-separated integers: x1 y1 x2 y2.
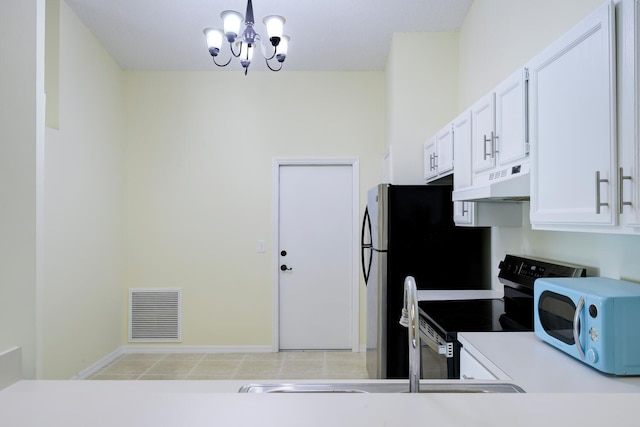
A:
272 158 360 352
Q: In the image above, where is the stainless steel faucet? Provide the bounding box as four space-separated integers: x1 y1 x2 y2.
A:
399 276 420 393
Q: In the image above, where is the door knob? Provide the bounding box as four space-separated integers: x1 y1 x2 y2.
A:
280 264 292 271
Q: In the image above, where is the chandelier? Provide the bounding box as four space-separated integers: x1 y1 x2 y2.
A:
203 0 289 75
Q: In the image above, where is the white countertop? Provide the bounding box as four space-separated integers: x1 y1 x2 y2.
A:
417 289 503 301
458 332 640 393
3 333 640 426
2 380 640 426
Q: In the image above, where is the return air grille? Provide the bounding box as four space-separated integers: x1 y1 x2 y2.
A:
129 288 182 342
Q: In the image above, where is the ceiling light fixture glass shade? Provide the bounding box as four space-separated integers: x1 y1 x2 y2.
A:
263 15 285 45
275 35 289 63
203 0 289 75
220 10 243 42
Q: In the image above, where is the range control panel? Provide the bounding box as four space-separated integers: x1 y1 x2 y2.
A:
498 255 587 291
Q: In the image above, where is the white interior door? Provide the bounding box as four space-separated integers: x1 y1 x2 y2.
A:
278 163 353 350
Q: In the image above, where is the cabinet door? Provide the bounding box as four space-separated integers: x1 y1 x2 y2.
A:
424 136 437 182
471 92 496 174
495 68 528 166
459 347 497 380
436 124 454 176
618 0 640 227
529 1 617 227
453 111 474 225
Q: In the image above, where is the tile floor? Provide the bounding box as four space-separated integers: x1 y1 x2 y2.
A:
88 351 369 381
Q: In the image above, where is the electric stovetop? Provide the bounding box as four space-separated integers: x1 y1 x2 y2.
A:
418 255 588 342
418 298 528 341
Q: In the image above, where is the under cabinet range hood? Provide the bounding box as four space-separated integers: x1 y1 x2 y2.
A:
452 162 530 202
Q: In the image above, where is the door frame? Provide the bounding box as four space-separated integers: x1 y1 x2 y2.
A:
272 157 360 352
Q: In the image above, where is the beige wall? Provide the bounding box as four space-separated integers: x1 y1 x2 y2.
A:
8 0 637 380
458 0 604 109
124 71 384 347
40 0 125 379
458 0 640 282
386 32 459 184
0 0 39 380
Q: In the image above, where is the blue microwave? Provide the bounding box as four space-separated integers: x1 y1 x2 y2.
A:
534 277 640 376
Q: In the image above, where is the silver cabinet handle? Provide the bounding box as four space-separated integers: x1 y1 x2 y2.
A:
483 134 491 160
484 132 498 159
462 202 469 217
619 167 633 214
595 171 609 214
573 296 585 360
492 131 499 157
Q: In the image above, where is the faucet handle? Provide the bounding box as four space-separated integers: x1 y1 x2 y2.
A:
399 308 409 327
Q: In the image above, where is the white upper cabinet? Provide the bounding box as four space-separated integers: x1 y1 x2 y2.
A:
453 111 474 225
471 92 496 174
424 123 454 183
495 68 529 166
436 124 455 176
471 69 529 181
452 110 522 227
424 136 438 182
529 1 617 229
617 0 640 229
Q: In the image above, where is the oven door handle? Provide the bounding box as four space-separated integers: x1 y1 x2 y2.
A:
573 296 586 360
419 329 449 356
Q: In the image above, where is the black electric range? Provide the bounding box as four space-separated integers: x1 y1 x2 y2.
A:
418 255 587 379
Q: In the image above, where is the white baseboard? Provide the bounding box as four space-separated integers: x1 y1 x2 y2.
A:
72 345 274 380
120 345 274 354
0 347 22 390
70 347 126 380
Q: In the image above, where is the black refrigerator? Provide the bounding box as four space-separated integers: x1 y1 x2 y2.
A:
362 184 491 379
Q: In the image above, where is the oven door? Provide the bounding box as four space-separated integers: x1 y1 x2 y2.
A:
419 318 460 379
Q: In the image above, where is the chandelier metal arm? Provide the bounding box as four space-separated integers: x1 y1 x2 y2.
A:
265 58 283 72
212 55 232 67
261 42 277 61
229 41 242 58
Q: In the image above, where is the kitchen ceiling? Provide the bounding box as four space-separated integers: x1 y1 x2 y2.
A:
64 0 473 72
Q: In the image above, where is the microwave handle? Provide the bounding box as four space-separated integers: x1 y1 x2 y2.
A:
573 296 586 360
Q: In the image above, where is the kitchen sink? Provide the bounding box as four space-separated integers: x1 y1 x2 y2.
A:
238 382 525 394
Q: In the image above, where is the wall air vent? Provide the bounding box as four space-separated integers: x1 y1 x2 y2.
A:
129 288 182 342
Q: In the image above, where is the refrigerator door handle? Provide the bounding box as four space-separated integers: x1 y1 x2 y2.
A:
361 207 373 285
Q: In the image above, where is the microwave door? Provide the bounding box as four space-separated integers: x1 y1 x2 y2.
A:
537 290 578 345
572 296 586 360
